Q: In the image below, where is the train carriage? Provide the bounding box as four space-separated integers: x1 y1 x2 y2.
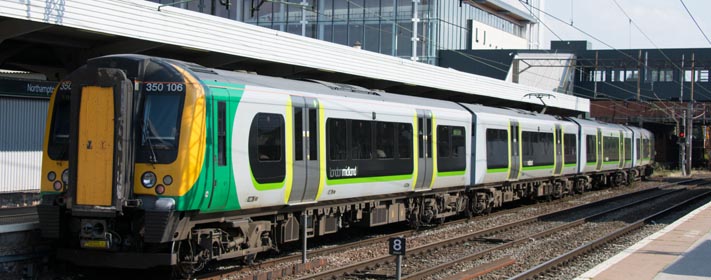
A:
37 55 654 273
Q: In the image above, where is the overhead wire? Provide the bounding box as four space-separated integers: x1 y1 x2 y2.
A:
271 0 686 121
340 0 677 120
612 0 711 101
513 0 678 120
610 0 710 120
679 0 711 46
519 0 709 121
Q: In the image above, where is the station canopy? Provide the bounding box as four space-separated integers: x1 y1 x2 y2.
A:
0 0 589 115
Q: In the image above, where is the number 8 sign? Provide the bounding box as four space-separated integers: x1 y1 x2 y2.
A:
389 237 406 255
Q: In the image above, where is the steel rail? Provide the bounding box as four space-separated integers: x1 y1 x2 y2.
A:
298 184 693 280
197 178 697 279
511 189 711 280
400 188 689 280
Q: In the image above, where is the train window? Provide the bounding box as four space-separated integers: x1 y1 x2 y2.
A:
563 133 576 164
294 107 303 161
451 127 465 158
141 94 181 150
397 123 412 159
375 122 395 159
486 129 508 169
438 126 451 158
522 131 554 166
308 108 318 160
328 118 347 160
418 119 423 158
217 102 226 166
352 120 372 160
586 135 597 163
603 136 619 161
48 91 71 160
248 113 285 184
636 138 641 160
624 138 632 160
426 118 433 158
439 125 466 172
255 113 283 162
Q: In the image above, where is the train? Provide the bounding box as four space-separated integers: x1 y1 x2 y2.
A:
37 54 654 275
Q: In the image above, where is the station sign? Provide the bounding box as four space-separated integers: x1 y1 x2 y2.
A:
0 77 57 99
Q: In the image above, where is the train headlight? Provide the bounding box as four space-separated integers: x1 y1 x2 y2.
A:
155 184 165 195
163 175 173 185
61 169 69 185
53 181 63 191
141 172 157 188
47 171 56 182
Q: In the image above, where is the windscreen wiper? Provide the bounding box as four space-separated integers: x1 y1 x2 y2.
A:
142 121 158 164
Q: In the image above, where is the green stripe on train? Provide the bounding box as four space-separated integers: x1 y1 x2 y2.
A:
521 165 554 171
327 174 413 185
487 167 508 173
438 170 465 177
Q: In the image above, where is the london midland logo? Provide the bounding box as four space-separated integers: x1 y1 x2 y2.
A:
329 166 358 178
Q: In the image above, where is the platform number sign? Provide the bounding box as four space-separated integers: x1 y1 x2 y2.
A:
389 237 406 255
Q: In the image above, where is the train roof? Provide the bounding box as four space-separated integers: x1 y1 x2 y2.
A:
460 103 563 122
186 62 466 112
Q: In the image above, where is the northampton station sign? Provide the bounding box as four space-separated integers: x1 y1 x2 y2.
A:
0 77 57 99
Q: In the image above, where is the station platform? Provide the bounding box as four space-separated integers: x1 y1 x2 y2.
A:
576 199 711 280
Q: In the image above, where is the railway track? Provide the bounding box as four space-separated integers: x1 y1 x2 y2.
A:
511 186 711 279
289 179 709 280
0 205 37 226
192 177 702 280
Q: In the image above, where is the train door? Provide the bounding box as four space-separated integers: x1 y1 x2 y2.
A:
596 128 603 170
508 121 521 180
72 69 133 208
288 96 321 203
618 131 624 168
554 125 563 175
207 87 233 210
414 109 433 190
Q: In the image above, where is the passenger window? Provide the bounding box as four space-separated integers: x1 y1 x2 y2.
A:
438 126 451 158
563 133 576 164
256 113 283 162
636 138 641 160
397 123 412 159
351 120 372 160
248 113 285 184
486 129 508 169
308 108 318 160
586 135 597 163
328 119 347 160
451 127 465 158
375 122 395 159
625 138 632 160
294 107 303 161
603 136 619 161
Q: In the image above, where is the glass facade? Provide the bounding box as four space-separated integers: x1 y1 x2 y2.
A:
151 0 529 65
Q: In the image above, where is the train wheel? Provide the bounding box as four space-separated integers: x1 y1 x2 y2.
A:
244 253 258 265
172 240 206 279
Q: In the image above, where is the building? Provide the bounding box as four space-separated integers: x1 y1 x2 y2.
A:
148 0 542 64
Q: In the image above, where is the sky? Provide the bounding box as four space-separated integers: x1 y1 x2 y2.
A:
516 0 711 50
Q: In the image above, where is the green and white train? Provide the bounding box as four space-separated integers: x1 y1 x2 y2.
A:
37 55 654 273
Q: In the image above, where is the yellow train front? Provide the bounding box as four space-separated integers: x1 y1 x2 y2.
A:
37 55 223 271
